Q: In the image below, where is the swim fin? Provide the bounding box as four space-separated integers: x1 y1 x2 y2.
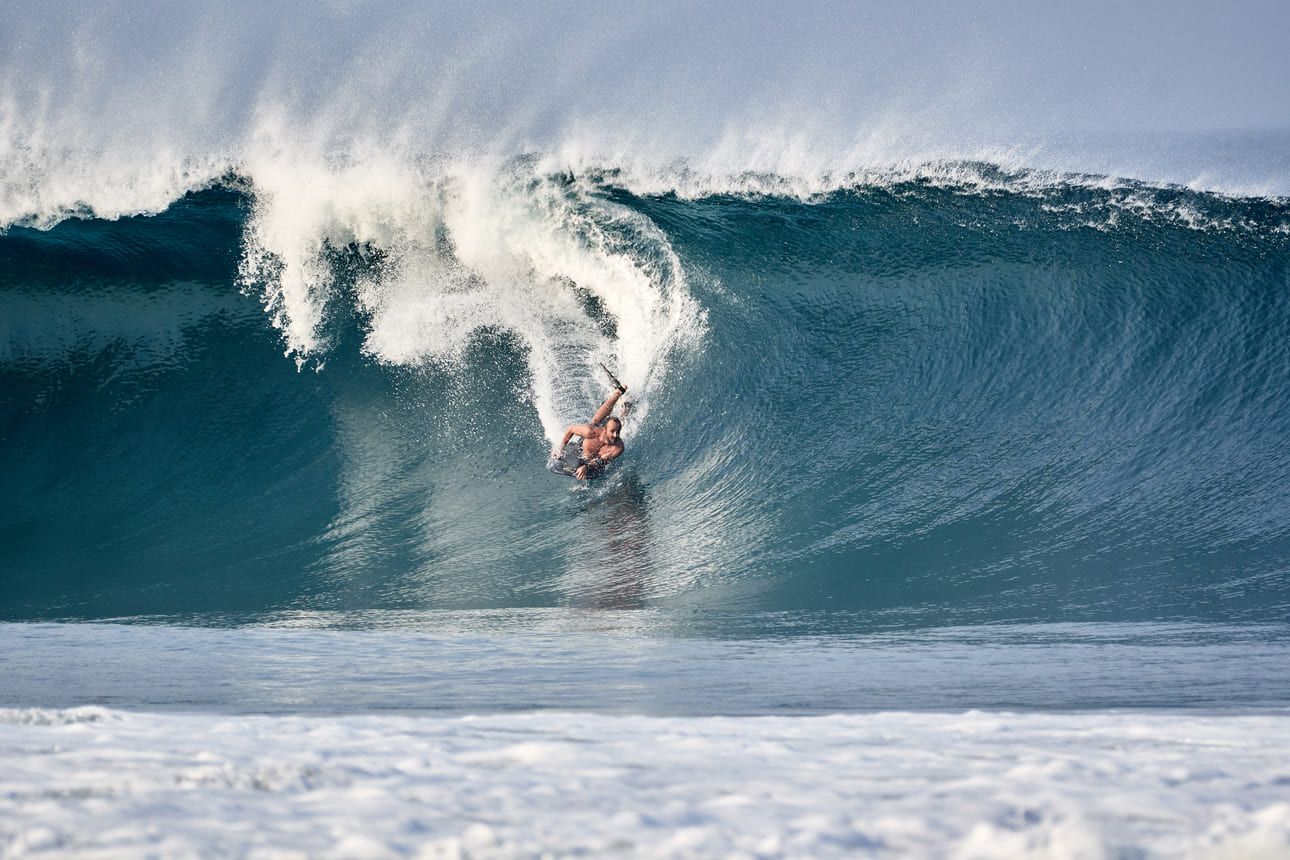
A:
600 363 627 395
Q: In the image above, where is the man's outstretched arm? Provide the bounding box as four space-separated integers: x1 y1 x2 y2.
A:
556 424 594 454
590 384 626 426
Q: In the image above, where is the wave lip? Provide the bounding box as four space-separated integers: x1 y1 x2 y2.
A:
234 154 706 440
4 0 1288 235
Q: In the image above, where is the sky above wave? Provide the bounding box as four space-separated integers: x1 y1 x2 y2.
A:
2 0 1287 193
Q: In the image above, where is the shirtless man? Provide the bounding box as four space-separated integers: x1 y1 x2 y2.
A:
552 382 627 480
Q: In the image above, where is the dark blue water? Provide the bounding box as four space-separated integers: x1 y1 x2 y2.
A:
4 168 1288 631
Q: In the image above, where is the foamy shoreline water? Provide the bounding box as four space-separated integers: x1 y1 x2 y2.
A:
3 707 1288 858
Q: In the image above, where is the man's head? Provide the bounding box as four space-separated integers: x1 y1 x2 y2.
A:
605 417 622 442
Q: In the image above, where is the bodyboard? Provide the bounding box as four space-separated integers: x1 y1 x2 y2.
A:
547 441 604 479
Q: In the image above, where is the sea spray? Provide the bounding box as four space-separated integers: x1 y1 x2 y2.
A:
236 151 705 441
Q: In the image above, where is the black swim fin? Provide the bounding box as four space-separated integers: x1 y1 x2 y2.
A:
600 362 627 394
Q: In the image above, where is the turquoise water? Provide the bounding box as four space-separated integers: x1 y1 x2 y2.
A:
4 172 1289 634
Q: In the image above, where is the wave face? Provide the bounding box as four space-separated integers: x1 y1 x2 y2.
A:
3 163 1289 624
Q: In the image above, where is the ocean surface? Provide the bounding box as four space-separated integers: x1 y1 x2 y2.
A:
4 155 1290 858
4 4 1290 852
6 166 1290 625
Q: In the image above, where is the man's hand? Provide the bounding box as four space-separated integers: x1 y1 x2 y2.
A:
574 465 590 480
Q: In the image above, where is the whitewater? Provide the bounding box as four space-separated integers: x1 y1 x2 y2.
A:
4 1 1290 858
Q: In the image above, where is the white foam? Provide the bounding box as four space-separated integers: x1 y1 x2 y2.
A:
237 145 705 441
4 0 1287 236
2 708 1288 858
0 141 232 231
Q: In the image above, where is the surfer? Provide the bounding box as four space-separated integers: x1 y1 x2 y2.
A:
550 376 628 480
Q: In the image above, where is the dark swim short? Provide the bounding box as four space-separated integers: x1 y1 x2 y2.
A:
547 441 605 479
547 441 585 478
